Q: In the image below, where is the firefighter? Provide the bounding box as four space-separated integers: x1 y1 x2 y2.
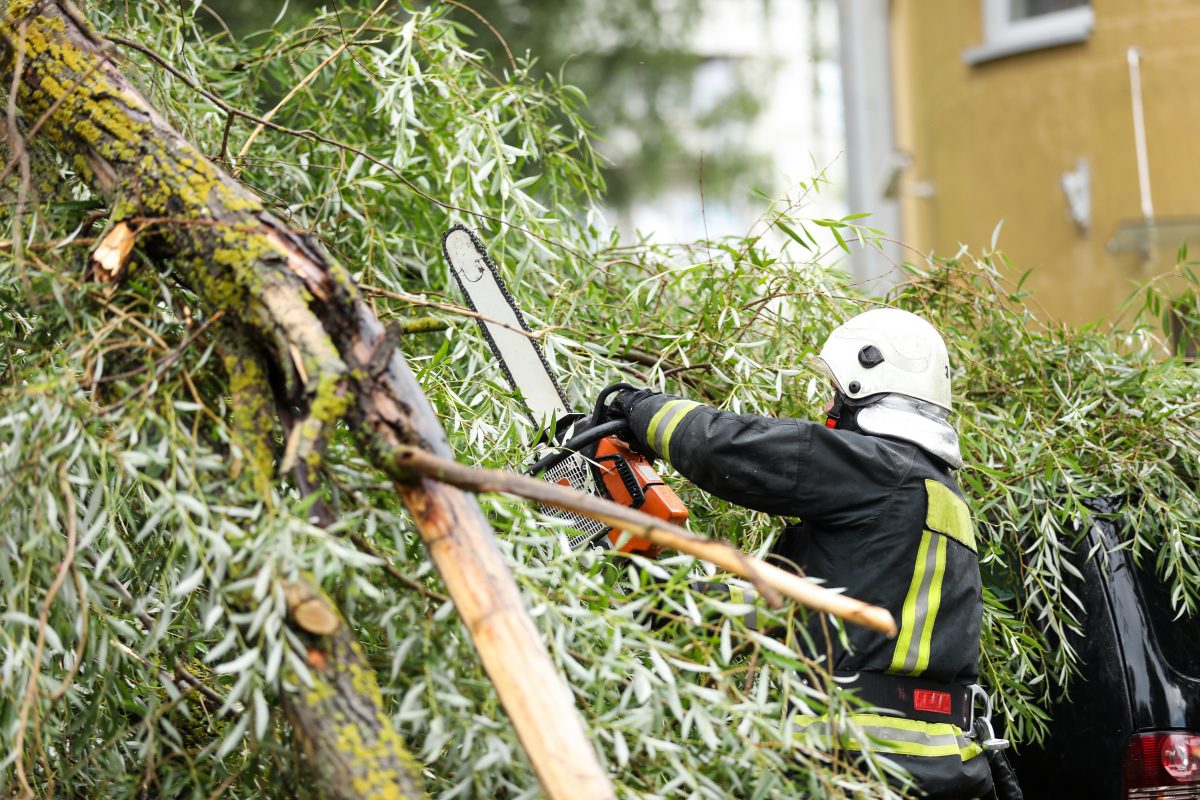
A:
603 308 1001 799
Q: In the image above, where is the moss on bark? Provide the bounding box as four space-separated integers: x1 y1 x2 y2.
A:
282 581 426 800
2 0 347 470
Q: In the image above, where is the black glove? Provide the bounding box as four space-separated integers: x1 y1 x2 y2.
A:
985 748 1024 800
587 382 660 460
591 382 652 426
606 387 657 424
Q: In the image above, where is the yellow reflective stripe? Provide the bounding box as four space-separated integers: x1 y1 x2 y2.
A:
645 399 702 461
960 738 984 760
726 584 760 628
798 726 961 758
912 534 947 676
659 401 700 461
644 400 682 452
925 479 977 553
889 530 932 673
794 713 983 761
844 712 938 734
646 400 694 454
863 736 960 759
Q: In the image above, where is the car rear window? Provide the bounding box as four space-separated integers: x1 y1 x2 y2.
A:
1136 564 1200 678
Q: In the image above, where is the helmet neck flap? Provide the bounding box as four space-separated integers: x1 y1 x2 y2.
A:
838 392 963 469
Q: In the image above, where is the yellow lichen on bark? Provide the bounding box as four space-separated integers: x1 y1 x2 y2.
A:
1 1 350 470
222 341 279 493
282 581 428 800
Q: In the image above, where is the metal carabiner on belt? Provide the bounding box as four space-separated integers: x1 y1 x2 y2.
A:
966 684 1011 751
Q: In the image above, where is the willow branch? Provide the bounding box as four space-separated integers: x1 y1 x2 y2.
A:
235 0 389 161
393 446 899 638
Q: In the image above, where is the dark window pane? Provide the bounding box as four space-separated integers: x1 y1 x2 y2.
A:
1010 0 1089 20
1136 563 1200 678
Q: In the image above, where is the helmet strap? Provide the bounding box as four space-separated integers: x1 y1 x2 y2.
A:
825 391 861 432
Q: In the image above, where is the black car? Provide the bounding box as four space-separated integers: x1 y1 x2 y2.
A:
1009 499 1200 799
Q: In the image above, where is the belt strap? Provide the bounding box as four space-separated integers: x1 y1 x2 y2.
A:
834 670 972 729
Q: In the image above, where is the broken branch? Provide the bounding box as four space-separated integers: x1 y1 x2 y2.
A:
393 446 899 638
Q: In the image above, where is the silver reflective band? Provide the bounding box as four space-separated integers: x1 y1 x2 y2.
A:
794 712 984 760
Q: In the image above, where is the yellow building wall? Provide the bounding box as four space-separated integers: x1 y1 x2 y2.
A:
889 0 1200 326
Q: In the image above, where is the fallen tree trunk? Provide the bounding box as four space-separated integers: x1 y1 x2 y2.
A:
0 3 613 798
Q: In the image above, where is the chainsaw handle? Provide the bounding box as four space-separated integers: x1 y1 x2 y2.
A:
529 383 641 476
526 419 631 476
591 381 637 426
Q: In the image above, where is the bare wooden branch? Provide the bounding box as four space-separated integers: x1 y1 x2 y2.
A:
393 445 900 638
89 220 135 286
392 477 617 797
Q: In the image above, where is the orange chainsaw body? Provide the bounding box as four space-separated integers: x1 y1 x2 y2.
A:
592 437 688 556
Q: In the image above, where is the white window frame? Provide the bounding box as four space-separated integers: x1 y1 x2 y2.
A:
963 0 1094 65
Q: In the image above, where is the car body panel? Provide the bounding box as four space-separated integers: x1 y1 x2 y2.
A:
1009 518 1134 799
1009 501 1200 798
1096 516 1200 734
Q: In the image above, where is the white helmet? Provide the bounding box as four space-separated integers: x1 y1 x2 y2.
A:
815 308 951 409
815 309 962 468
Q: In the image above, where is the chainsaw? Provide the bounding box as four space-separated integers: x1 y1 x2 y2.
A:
441 225 687 556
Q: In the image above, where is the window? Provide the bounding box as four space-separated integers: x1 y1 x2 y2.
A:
1011 0 1089 17
964 0 1094 65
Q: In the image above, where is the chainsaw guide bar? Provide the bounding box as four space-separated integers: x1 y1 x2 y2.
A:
441 225 613 547
441 225 571 431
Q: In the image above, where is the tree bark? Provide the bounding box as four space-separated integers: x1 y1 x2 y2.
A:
280 581 426 800
0 3 614 798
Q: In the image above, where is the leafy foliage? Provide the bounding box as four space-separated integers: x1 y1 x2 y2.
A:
431 0 768 208
0 3 890 798
206 0 772 211
1 2 1197 799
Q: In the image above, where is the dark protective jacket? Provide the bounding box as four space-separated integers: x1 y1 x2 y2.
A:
623 394 993 799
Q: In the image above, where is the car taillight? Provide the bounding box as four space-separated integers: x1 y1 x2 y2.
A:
1124 732 1200 799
